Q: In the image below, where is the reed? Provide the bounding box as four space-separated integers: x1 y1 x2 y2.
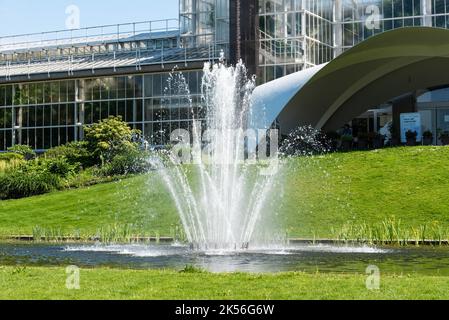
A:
331 218 449 246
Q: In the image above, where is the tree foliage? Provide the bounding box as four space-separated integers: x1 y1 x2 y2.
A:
84 116 141 164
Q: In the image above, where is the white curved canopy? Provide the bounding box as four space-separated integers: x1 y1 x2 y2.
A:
250 27 449 134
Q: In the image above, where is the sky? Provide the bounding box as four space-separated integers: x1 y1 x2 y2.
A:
0 0 179 37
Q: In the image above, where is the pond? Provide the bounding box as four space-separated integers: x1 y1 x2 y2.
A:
1 242 449 274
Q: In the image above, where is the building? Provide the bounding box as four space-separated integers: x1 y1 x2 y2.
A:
2 0 449 151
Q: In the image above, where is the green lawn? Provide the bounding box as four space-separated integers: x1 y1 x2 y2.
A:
1 146 449 239
1 266 449 300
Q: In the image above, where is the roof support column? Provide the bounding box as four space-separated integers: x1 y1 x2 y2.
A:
301 0 307 69
333 0 343 58
422 0 432 27
76 79 85 141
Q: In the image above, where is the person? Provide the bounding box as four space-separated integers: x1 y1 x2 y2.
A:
342 124 353 137
340 124 353 151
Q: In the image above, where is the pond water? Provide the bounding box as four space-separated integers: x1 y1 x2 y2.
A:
1 242 449 274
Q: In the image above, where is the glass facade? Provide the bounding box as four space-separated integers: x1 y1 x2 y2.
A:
257 0 449 82
180 0 230 55
339 0 423 49
258 0 334 82
0 71 203 150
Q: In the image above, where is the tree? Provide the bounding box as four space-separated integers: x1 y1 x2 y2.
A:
84 116 141 164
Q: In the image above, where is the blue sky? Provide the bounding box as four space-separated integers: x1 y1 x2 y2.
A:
0 0 179 37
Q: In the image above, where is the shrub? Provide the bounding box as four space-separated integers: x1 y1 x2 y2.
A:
96 149 153 177
405 130 418 140
0 169 60 200
45 141 93 168
44 157 79 178
423 131 433 139
84 116 141 164
0 156 80 199
7 145 36 160
0 152 24 162
280 125 332 157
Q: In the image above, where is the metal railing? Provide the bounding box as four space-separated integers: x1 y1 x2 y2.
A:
0 19 179 56
0 44 228 81
258 29 304 65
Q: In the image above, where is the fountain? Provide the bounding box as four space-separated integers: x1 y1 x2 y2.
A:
151 59 280 251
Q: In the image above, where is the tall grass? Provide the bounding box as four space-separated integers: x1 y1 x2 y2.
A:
331 218 449 246
0 158 24 173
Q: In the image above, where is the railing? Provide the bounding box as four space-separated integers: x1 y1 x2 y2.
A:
0 44 228 81
258 29 304 65
0 19 179 56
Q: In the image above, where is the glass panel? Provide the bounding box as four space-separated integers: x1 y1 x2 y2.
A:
93 102 101 123
4 130 12 149
117 77 126 99
153 74 162 96
67 127 75 143
52 128 59 147
68 81 76 102
145 99 153 122
135 75 143 98
60 127 67 145
51 82 60 103
36 105 44 127
0 87 5 106
60 81 68 102
29 128 35 149
0 130 6 150
44 128 51 149
126 100 133 122
36 83 44 104
118 101 126 120
144 75 153 97
101 102 109 120
29 106 36 128
135 99 143 122
36 128 43 150
60 104 67 126
126 76 135 98
84 103 93 124
44 83 52 104
67 104 75 125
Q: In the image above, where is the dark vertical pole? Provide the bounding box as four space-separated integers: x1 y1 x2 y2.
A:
229 0 258 76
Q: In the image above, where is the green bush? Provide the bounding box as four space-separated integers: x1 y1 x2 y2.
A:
44 157 79 178
7 145 36 160
84 116 141 164
97 150 153 177
0 170 60 200
0 157 79 200
45 141 93 168
0 153 24 162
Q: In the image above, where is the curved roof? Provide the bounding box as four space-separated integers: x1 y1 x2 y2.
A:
251 27 449 133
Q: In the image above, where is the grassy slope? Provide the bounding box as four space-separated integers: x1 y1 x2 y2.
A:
1 266 448 300
1 146 449 238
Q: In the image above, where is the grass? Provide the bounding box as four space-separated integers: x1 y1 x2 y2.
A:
0 146 449 240
1 266 449 300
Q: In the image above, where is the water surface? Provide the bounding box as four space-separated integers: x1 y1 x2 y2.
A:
1 242 449 274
